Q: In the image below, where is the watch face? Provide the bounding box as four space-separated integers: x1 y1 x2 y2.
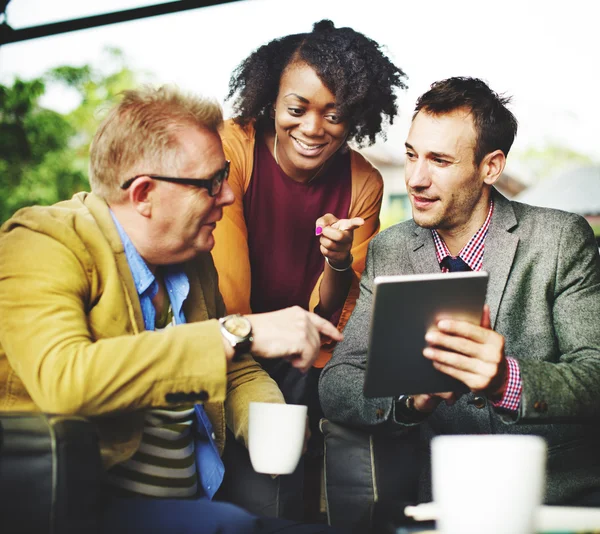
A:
225 316 252 338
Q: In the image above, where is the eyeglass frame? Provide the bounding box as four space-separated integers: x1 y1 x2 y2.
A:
120 160 230 197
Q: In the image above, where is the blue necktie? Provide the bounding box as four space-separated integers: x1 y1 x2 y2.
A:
442 256 472 272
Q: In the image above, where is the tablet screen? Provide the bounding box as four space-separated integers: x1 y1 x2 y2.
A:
364 271 489 397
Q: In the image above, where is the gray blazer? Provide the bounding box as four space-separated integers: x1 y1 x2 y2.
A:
320 189 600 504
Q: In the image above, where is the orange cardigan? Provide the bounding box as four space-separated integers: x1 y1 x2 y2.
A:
212 120 383 367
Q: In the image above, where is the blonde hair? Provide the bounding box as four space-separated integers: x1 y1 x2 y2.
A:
89 85 223 201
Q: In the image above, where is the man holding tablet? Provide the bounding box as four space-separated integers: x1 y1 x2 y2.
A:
319 77 600 508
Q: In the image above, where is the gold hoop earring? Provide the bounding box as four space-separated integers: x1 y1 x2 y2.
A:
273 132 280 165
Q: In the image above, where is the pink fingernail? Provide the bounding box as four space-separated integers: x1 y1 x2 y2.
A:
315 226 323 236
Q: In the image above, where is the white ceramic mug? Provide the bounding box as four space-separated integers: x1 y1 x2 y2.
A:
432 434 547 534
248 402 307 475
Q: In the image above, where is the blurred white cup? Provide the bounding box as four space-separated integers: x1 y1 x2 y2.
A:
248 402 307 475
432 434 547 534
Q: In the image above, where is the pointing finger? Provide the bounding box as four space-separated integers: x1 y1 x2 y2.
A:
306 312 343 341
332 217 365 232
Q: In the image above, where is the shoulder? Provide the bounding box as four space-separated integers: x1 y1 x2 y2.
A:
1 193 96 243
0 194 101 273
370 219 416 247
361 220 418 273
220 120 257 191
347 149 384 213
221 119 256 152
349 148 383 187
509 199 594 240
510 198 583 223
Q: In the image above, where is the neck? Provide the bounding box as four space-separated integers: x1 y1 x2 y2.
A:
269 130 326 184
110 203 158 273
437 192 491 255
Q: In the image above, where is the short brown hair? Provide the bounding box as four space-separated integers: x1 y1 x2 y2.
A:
414 77 518 166
89 85 223 201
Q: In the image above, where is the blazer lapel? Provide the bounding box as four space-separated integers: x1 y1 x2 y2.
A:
184 262 209 322
82 192 146 333
409 222 441 275
482 190 519 328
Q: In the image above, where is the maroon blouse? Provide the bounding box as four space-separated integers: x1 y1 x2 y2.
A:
244 135 352 315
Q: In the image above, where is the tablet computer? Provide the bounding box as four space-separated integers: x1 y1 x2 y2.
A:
363 271 489 397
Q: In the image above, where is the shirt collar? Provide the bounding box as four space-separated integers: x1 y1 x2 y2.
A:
431 199 494 272
110 211 156 299
109 211 190 327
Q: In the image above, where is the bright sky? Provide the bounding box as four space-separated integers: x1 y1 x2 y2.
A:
1 0 599 176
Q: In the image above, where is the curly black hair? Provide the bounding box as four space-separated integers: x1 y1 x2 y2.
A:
227 20 408 147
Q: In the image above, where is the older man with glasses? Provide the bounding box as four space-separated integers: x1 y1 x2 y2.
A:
0 86 346 534
119 160 231 193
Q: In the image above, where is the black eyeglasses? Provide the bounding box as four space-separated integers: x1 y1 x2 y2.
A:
120 160 230 197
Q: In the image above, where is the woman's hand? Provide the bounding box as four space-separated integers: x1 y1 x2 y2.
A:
315 214 364 271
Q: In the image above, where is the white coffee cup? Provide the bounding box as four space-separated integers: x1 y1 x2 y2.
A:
248 402 307 475
432 434 547 534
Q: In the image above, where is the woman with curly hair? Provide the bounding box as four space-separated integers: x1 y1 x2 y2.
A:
212 19 407 519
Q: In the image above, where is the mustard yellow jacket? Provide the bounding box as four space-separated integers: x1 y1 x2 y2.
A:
0 192 284 469
212 120 384 367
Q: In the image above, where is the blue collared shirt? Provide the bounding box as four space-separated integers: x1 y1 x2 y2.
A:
111 214 189 330
110 212 224 499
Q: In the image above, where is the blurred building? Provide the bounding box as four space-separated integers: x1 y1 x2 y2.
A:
515 165 600 243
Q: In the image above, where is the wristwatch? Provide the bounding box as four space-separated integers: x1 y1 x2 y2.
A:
396 394 417 414
394 394 428 423
219 314 253 361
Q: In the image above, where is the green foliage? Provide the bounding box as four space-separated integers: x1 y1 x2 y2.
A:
0 48 140 224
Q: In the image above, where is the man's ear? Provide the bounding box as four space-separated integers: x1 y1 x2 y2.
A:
128 177 154 218
481 149 506 186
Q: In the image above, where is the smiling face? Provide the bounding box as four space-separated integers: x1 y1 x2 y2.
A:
150 125 234 263
271 61 349 183
404 108 494 243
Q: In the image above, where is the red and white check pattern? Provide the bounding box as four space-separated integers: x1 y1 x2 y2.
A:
431 199 522 412
432 200 494 272
492 356 522 411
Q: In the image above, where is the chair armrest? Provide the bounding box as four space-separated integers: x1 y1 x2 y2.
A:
321 418 377 532
0 412 103 534
320 418 422 533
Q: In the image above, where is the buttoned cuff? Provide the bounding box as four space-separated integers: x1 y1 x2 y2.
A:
491 356 522 412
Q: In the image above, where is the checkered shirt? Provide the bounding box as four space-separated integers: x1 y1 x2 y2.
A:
431 200 522 412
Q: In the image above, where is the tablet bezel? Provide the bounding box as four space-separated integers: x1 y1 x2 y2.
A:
363 271 489 397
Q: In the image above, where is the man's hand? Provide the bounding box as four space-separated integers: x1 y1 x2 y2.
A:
316 213 364 270
247 306 343 373
412 392 459 413
422 305 508 398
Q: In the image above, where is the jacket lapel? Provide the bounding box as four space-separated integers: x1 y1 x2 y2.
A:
482 190 519 328
409 222 442 275
80 192 146 334
183 263 209 322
